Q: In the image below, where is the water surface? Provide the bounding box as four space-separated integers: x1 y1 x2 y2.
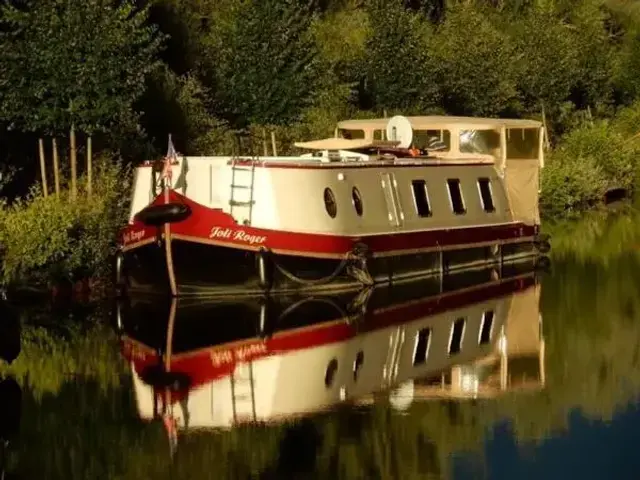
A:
2 207 640 479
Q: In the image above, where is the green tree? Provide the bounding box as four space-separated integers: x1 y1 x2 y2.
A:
361 0 439 113
0 0 163 192
505 10 579 114
206 0 320 128
431 4 518 116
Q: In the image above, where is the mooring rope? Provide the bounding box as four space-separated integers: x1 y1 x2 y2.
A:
268 243 374 287
269 252 353 287
276 296 349 325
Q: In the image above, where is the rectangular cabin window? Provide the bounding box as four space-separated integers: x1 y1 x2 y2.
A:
373 129 385 141
449 318 466 355
506 128 539 159
479 310 494 345
459 129 501 156
413 328 432 366
412 129 451 152
411 180 432 217
337 128 365 140
477 178 495 212
446 179 466 215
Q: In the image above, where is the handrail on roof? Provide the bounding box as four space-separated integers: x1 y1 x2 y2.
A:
336 115 542 130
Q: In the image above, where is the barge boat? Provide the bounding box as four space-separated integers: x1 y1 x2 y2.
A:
117 115 550 296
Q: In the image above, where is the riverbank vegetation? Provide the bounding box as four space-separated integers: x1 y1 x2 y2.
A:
3 0 640 286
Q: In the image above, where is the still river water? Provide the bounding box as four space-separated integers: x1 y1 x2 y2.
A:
2 205 640 479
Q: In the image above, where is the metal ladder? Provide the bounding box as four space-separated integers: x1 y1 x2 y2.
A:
229 157 257 225
230 361 257 424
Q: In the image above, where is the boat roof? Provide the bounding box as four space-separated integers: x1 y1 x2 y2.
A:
336 116 542 130
294 137 375 150
293 137 399 151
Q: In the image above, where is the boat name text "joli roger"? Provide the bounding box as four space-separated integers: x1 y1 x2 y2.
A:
210 342 268 367
209 226 267 245
123 229 146 244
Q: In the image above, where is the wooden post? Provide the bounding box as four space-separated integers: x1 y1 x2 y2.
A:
270 131 278 156
262 128 268 157
38 138 48 197
541 103 551 150
70 126 77 200
87 136 92 197
52 138 60 197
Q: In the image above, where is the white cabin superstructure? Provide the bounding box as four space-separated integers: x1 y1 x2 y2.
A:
129 156 514 233
118 115 549 296
334 115 545 225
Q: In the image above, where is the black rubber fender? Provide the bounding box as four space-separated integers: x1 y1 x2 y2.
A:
535 240 551 254
134 202 191 227
535 255 551 272
256 248 274 291
140 365 192 392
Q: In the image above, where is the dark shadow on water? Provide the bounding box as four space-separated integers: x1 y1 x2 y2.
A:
0 300 20 365
0 377 22 480
260 419 323 479
0 377 21 441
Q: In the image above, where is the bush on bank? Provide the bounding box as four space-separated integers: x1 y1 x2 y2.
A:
0 157 130 290
540 101 640 218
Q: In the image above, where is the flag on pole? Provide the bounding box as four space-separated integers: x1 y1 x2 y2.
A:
162 134 177 182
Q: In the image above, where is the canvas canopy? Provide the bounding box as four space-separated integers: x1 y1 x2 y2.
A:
336 116 541 131
294 137 376 150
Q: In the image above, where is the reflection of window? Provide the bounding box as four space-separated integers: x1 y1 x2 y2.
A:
353 351 364 380
338 129 365 139
477 178 495 213
324 187 337 218
413 328 432 366
449 318 465 355
411 180 432 217
459 129 501 155
479 310 494 345
506 128 539 159
447 179 466 215
351 187 363 216
325 358 338 387
412 129 451 151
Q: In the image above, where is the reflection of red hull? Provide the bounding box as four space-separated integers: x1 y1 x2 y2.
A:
118 190 539 295
121 273 536 405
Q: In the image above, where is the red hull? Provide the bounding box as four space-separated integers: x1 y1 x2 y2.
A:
117 190 542 295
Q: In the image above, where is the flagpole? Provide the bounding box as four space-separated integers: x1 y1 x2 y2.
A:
163 134 173 204
162 134 178 296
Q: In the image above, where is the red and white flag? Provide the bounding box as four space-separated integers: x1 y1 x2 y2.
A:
162 134 177 182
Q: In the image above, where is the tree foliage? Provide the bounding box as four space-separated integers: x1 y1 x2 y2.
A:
205 0 320 128
0 0 163 135
361 0 439 112
3 0 640 217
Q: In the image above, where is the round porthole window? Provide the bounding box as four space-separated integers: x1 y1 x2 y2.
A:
325 358 338 387
324 187 337 218
351 187 363 216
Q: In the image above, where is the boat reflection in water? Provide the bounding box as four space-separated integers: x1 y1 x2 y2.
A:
118 263 545 436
